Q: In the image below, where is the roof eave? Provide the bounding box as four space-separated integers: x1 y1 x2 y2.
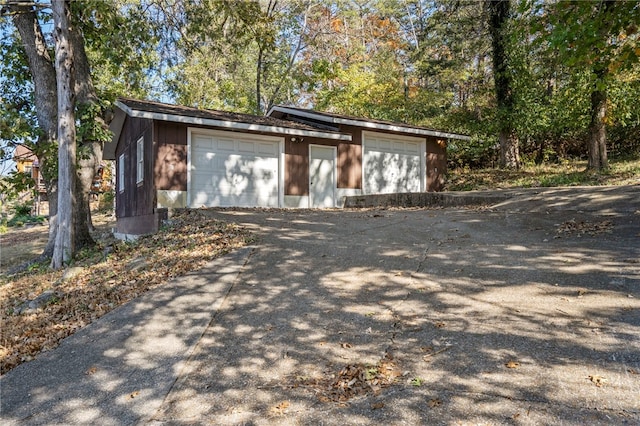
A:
268 106 472 141
114 100 351 142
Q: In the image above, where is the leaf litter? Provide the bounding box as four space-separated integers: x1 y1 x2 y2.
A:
288 353 402 403
555 219 613 237
0 210 251 375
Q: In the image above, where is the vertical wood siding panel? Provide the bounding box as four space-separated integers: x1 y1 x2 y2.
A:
426 137 447 192
285 138 309 195
154 122 188 190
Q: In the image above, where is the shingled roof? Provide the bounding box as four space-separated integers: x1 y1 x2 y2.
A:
268 105 471 141
117 98 345 133
105 98 351 160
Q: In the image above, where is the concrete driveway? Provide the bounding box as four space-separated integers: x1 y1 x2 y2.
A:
2 186 639 425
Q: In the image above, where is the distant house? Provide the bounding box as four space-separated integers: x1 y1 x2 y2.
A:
105 98 470 236
13 144 112 204
13 144 46 197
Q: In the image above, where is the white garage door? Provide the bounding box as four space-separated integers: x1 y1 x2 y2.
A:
362 132 425 194
189 130 282 207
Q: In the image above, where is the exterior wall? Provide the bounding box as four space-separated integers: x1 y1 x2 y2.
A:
284 132 362 196
284 138 309 196
115 209 168 237
115 115 155 224
154 121 188 208
154 121 188 191
426 137 447 192
117 116 448 233
337 125 362 189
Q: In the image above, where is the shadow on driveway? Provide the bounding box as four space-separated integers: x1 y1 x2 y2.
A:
2 187 639 425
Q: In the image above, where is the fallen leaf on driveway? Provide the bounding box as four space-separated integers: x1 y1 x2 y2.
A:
428 398 442 408
587 375 607 387
371 402 384 410
269 401 290 416
505 361 520 369
85 366 97 375
341 343 353 349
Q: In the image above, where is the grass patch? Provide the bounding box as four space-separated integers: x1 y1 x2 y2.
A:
447 158 640 191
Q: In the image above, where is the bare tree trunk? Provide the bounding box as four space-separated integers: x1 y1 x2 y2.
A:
256 46 264 115
10 0 104 266
487 0 520 169
586 0 614 172
51 0 76 269
69 23 105 247
10 3 59 257
588 85 608 171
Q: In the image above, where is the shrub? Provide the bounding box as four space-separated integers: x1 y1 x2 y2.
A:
13 202 33 216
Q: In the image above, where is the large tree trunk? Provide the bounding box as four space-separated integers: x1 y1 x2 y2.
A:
69 22 105 247
51 0 76 269
487 0 520 169
10 3 59 257
11 1 105 262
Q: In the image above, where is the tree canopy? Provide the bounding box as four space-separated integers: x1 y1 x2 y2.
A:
1 0 638 266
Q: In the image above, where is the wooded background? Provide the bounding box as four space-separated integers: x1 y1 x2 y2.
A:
2 1 639 169
1 0 638 266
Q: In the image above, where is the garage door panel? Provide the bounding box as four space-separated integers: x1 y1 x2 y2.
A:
257 142 278 156
238 141 255 153
217 138 235 151
190 131 281 207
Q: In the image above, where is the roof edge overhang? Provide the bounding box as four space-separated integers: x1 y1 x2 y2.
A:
268 106 472 142
104 100 351 160
105 107 126 160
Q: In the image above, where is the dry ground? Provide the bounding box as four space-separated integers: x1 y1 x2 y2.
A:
0 210 252 374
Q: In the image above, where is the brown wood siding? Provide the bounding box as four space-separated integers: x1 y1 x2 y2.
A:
426 137 447 192
154 121 188 191
337 125 362 189
337 143 361 189
115 116 155 219
285 138 309 195
155 121 188 146
285 131 363 195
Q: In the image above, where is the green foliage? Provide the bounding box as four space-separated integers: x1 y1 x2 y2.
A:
13 202 33 217
8 214 45 227
97 190 115 213
2 171 36 201
76 102 112 144
73 0 158 100
3 0 639 172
